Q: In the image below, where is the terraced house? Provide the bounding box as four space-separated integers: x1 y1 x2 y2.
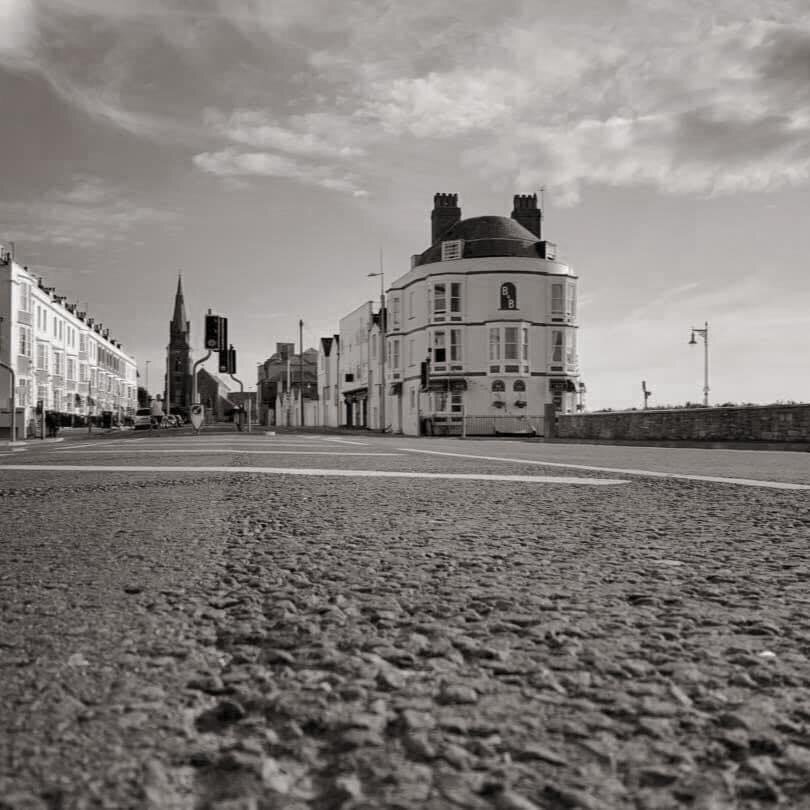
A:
0 244 138 438
382 193 581 436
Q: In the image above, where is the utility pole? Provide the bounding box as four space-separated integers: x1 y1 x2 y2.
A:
299 318 304 427
368 253 386 432
688 321 710 406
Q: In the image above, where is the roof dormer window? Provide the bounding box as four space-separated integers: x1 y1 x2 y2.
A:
441 240 463 261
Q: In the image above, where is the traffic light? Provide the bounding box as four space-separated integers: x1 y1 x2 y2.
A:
218 345 236 374
420 359 430 390
204 313 228 351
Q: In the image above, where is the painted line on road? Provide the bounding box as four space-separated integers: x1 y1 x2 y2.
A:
398 448 810 491
318 437 370 446
59 450 402 456
56 443 97 449
0 464 627 485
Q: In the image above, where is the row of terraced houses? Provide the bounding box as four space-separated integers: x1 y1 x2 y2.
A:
271 193 582 437
0 246 138 439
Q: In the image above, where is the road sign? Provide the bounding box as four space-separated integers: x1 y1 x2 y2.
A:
190 403 204 430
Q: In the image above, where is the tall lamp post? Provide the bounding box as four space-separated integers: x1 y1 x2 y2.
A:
368 261 385 433
688 321 710 406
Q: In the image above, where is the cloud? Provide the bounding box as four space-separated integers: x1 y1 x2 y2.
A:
203 108 366 159
0 175 179 248
5 0 810 202
193 147 368 196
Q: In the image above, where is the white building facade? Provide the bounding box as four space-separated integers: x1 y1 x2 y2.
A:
1 245 138 437
382 194 580 436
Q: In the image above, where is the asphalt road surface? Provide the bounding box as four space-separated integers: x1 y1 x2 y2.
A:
2 430 809 810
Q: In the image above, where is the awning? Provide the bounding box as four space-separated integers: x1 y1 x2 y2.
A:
426 378 468 392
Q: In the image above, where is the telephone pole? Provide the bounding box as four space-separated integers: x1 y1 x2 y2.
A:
299 319 304 427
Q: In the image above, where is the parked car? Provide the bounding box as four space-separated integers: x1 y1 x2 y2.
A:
134 408 152 430
167 414 181 427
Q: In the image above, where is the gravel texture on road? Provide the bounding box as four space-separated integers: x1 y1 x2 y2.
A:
2 464 810 809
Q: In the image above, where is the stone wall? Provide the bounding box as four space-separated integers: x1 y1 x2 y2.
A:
554 404 810 443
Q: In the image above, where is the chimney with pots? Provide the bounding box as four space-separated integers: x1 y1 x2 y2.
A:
511 193 542 238
431 193 461 243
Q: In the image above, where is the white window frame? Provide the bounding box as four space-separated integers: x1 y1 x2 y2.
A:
504 327 519 361
391 296 401 328
36 342 48 371
522 328 529 362
450 329 462 363
441 240 463 261
566 282 576 319
551 329 564 364
489 327 500 362
551 282 564 316
392 338 400 369
408 290 415 319
19 283 31 313
433 283 447 315
432 330 446 364
18 325 32 358
450 282 461 314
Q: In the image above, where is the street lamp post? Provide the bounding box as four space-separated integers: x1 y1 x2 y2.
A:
688 321 710 406
368 263 385 433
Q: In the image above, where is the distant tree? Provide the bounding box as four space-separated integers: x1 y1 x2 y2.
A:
137 386 149 407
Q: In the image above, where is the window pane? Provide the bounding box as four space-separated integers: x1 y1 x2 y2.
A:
434 283 446 313
522 328 529 361
504 327 518 360
551 283 563 314
450 329 462 362
433 331 446 363
450 283 461 313
489 328 500 361
492 379 505 392
552 330 563 362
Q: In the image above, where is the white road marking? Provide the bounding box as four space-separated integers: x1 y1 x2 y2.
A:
59 450 402 456
0 464 627 485
56 443 97 449
399 448 810 491
318 437 370 446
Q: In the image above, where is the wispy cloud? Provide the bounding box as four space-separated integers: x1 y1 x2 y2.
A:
193 147 367 196
0 175 179 248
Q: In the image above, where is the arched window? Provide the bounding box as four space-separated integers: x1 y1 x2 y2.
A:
491 379 505 392
500 282 517 310
513 379 526 392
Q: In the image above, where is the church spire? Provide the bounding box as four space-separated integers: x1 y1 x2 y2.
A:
171 273 187 333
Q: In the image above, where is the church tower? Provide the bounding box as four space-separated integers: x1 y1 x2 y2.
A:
165 274 193 413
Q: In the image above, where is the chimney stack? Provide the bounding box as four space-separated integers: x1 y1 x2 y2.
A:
511 193 542 238
431 193 461 243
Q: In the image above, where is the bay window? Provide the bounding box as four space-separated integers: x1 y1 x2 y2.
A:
433 283 446 315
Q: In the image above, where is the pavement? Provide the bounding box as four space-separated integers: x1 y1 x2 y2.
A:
1 431 810 809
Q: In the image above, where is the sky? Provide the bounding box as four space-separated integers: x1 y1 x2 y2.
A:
1 0 808 410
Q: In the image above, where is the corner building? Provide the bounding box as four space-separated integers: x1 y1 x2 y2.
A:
384 193 579 436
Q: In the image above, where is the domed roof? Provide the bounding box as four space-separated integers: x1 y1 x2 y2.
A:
414 216 544 266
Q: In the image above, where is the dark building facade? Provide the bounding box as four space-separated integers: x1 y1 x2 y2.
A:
165 275 193 415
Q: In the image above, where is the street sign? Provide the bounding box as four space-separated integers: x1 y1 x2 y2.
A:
190 403 204 430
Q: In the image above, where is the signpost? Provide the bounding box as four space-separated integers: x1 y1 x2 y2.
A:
190 403 204 432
